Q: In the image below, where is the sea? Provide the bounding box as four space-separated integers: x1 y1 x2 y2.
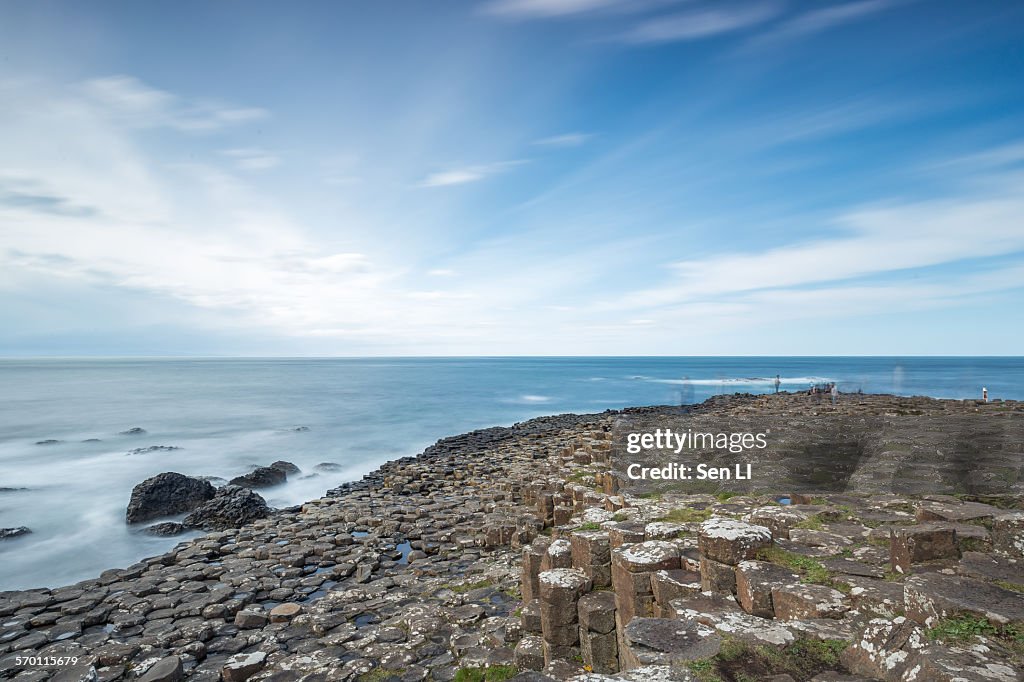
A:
1 356 1021 591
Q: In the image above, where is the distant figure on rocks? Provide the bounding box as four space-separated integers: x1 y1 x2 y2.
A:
831 383 838 405
774 374 781 393
983 387 988 402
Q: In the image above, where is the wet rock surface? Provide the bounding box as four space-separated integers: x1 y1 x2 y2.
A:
125 473 215 524
1 394 1022 682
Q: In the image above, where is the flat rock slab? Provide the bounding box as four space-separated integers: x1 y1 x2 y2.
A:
620 617 721 670
916 500 1001 523
843 576 904 619
613 541 681 572
772 583 848 620
136 656 183 682
958 551 1024 585
993 511 1024 558
904 573 1024 627
821 558 884 579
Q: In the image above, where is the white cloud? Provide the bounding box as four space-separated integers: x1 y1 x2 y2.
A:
80 75 268 132
743 0 905 50
419 160 525 187
428 268 457 276
481 0 627 19
620 3 781 44
602 178 1024 313
221 148 280 171
533 132 592 147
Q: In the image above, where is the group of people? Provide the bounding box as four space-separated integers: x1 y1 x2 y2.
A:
807 380 839 404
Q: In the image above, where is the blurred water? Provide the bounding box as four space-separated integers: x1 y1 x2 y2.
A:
0 356 1020 590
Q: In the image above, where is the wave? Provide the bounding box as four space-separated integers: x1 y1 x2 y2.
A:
644 376 834 386
518 394 552 403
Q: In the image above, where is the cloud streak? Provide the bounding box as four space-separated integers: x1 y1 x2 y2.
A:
619 3 781 44
742 0 906 50
480 0 629 19
419 160 526 187
80 76 267 132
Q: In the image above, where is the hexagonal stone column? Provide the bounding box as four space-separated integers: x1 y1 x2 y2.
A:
611 541 680 626
890 524 958 574
578 591 618 674
538 568 591 665
570 530 611 587
735 560 799 618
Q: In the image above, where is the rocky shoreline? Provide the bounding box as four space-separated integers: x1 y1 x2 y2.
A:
1 393 1023 682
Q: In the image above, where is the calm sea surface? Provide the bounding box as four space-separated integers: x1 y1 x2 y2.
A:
1 356 1020 590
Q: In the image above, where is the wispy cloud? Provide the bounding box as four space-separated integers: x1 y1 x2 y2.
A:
80 75 267 132
533 132 593 147
742 0 905 50
620 3 781 44
602 175 1024 313
419 160 526 187
0 180 99 218
481 0 629 19
428 268 457 276
221 148 280 171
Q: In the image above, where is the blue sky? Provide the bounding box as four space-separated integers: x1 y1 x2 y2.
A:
1 0 1023 355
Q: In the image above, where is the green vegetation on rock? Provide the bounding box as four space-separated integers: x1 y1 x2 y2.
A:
689 637 847 682
453 666 518 682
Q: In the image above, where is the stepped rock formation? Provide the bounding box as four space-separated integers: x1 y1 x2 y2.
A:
0 393 1021 682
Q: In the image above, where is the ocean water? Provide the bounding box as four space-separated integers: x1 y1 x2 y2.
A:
0 356 1020 591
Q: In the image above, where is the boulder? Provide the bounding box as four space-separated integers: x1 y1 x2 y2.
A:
0 526 31 540
182 485 270 530
229 466 287 489
142 522 186 537
269 460 301 476
119 427 147 435
125 472 215 524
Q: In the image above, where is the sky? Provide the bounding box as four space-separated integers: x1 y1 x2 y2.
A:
1 0 1023 356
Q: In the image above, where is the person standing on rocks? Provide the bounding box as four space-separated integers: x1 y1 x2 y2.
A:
774 374 781 393
830 382 838 406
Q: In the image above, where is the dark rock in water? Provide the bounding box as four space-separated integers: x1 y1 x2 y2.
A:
81 438 102 443
143 522 186 537
35 439 62 445
126 445 182 456
182 485 270 530
230 466 287 489
269 460 301 476
197 475 228 485
291 426 310 432
315 462 343 472
0 487 28 493
120 427 147 435
125 472 216 524
0 526 32 540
